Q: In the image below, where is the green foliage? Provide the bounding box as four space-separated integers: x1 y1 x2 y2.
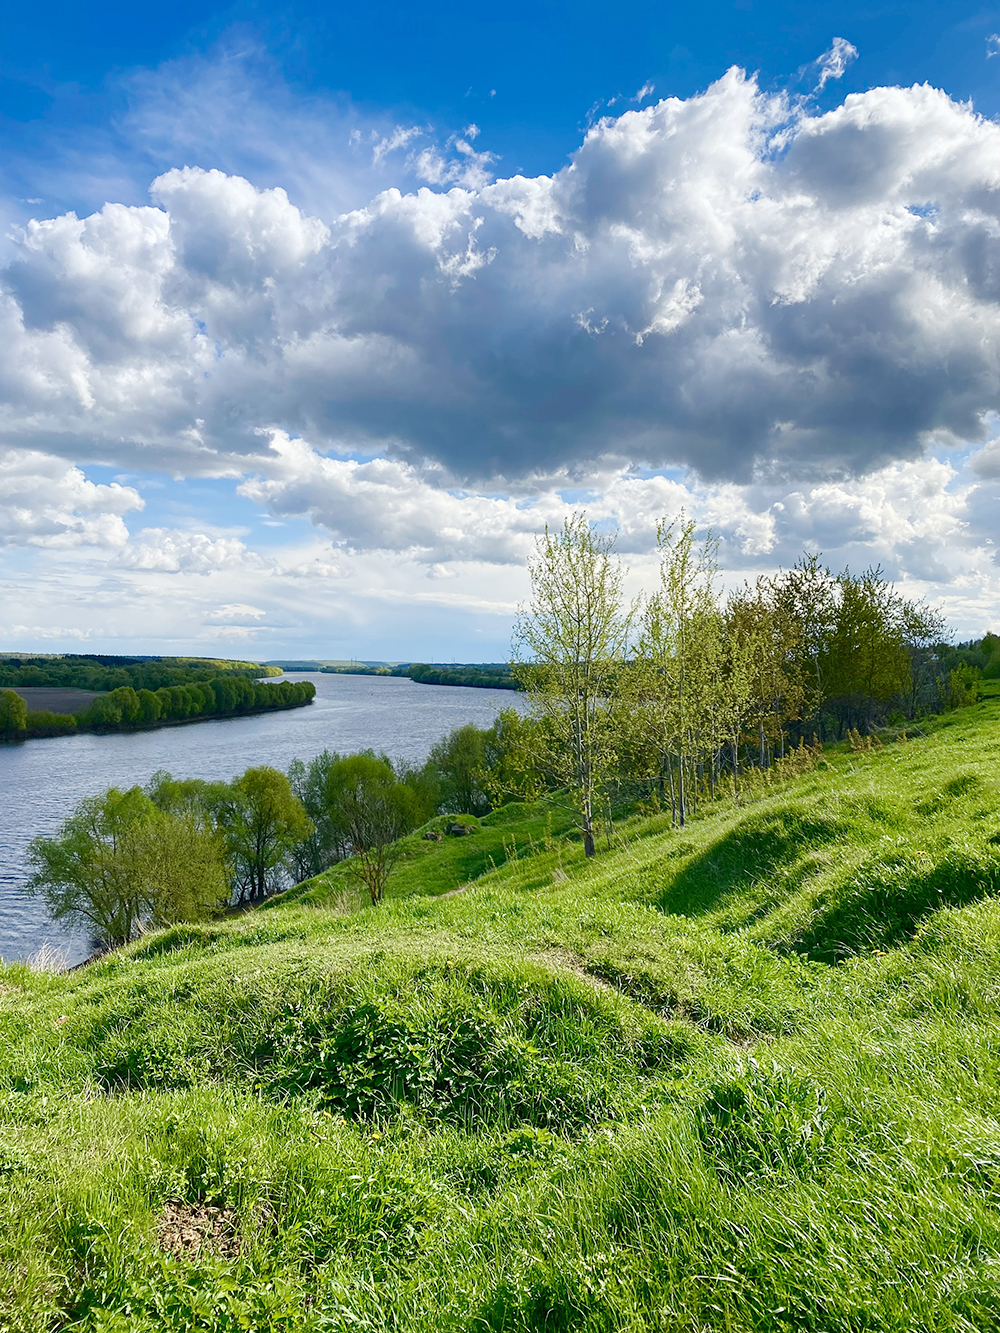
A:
2 663 315 743
0 688 27 738
81 676 315 731
286 751 347 880
225 767 313 903
23 709 77 736
405 663 520 689
427 723 491 815
513 514 634 855
0 654 275 693
24 788 229 948
943 663 982 710
324 753 426 903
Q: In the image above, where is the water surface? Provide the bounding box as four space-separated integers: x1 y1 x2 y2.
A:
0 673 525 965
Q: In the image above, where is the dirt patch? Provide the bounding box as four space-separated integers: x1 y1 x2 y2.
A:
8 686 104 715
157 1201 240 1260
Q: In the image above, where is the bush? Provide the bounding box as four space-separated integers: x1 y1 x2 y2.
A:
24 710 77 737
0 688 27 739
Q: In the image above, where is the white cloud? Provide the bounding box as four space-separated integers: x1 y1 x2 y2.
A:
235 431 985 597
7 71 1000 489
0 448 142 548
6 64 1000 648
120 527 261 573
814 38 858 91
10 623 91 640
206 602 266 621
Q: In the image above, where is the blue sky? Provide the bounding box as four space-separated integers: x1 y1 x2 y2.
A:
3 1 1000 659
7 0 1000 220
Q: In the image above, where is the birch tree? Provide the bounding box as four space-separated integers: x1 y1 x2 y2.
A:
635 517 721 826
512 515 632 857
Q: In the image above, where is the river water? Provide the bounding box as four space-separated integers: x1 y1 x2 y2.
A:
0 673 526 966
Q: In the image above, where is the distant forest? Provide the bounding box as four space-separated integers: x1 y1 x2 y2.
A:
0 654 282 693
266 660 520 690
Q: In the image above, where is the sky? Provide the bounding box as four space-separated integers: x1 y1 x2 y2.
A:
4 1 1000 661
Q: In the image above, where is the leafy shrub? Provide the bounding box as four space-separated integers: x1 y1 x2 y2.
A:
88 961 683 1131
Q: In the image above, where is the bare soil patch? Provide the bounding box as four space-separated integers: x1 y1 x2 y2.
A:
8 686 104 714
157 1201 240 1260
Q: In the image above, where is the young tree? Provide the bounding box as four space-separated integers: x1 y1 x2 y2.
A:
125 814 230 927
325 753 413 904
633 517 721 826
287 751 349 881
720 587 774 800
512 514 633 856
821 567 912 734
768 554 837 717
225 766 313 902
427 723 490 815
899 599 947 719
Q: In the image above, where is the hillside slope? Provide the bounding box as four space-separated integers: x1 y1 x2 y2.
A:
4 704 1000 1330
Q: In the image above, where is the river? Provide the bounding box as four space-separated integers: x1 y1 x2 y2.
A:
0 672 526 966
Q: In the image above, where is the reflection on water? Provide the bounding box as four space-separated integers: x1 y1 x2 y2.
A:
0 673 525 965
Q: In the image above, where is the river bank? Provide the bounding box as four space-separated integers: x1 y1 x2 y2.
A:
0 672 527 965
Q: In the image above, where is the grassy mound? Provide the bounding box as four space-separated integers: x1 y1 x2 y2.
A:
5 701 1000 1329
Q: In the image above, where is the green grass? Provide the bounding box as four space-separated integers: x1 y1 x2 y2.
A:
5 702 1000 1329
281 802 579 906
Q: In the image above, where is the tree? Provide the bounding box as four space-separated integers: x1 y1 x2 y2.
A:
821 568 912 734
146 769 232 822
125 813 229 927
287 751 349 881
768 554 837 717
899 599 947 719
720 588 774 801
427 724 490 815
224 766 313 902
325 753 416 904
0 689 27 740
136 689 162 724
632 517 721 825
24 787 228 949
512 514 633 856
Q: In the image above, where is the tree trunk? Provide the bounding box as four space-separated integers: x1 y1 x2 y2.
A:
677 751 686 827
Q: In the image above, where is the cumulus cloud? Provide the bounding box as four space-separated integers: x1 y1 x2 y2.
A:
5 70 1000 490
0 448 142 547
120 527 261 573
235 431 980 592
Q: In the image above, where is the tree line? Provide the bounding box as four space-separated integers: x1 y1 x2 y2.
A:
0 677 316 742
0 653 281 693
496 514 978 855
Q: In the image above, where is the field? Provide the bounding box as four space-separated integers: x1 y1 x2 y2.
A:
4 701 1000 1329
9 687 104 714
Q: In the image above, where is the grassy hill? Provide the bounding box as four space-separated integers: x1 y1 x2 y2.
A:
4 702 1000 1330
